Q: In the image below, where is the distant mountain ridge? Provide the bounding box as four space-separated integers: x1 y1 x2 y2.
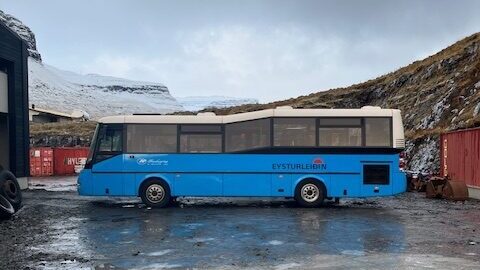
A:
176 96 258 111
28 59 184 118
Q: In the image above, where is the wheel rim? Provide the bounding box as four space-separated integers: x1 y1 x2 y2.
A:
0 195 14 214
146 184 165 204
301 184 320 203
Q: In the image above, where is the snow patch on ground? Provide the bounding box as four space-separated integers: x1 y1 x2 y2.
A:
186 237 216 243
28 176 78 192
132 263 182 270
274 263 302 270
145 250 173 257
341 250 365 256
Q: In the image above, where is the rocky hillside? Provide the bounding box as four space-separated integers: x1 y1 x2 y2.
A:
207 33 480 173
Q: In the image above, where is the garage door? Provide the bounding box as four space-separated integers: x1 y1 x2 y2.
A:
0 70 7 113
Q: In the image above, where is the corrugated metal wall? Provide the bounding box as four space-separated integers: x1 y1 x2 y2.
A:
53 147 89 175
30 147 90 177
440 128 480 188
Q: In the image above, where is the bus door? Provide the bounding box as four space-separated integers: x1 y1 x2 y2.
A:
91 124 125 195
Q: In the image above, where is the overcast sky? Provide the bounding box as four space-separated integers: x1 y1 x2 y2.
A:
1 0 480 102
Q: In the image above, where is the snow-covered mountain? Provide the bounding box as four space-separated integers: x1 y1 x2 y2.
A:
29 59 183 118
176 96 258 111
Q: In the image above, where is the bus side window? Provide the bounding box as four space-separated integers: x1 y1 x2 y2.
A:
365 118 391 147
318 118 362 147
99 129 122 152
95 124 123 163
225 119 270 152
274 118 315 147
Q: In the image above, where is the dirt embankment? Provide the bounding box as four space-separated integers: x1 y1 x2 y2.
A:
30 121 96 147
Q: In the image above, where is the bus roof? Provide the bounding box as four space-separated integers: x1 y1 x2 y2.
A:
98 106 399 124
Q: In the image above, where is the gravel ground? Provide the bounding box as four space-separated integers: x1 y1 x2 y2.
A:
1 177 480 269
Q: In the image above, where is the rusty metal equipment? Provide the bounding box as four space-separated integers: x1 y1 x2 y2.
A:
413 173 428 192
442 180 469 201
422 176 469 201
425 177 447 198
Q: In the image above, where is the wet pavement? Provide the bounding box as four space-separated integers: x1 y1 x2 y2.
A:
1 177 480 269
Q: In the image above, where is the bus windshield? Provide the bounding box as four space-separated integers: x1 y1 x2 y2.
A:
86 124 99 165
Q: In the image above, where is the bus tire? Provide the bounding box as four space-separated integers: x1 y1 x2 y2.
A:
139 179 171 208
294 179 325 207
0 170 22 211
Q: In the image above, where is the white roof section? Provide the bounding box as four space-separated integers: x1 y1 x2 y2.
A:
99 106 398 124
29 107 84 119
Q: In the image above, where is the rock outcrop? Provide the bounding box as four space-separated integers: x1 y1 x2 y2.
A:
0 10 41 61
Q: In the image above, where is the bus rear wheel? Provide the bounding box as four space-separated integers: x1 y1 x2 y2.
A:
295 180 325 207
140 179 171 208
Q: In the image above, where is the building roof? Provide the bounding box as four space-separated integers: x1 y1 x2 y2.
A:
99 106 399 124
30 107 84 119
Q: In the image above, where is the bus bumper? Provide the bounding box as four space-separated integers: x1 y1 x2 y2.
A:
78 169 93 195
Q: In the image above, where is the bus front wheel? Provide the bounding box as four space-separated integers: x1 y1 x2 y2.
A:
295 179 325 207
140 179 171 208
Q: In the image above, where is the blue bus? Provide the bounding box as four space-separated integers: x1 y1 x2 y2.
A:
78 106 406 207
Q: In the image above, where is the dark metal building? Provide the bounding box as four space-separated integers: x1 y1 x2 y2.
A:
0 21 29 179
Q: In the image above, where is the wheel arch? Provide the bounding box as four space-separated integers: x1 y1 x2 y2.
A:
137 175 172 197
293 175 327 197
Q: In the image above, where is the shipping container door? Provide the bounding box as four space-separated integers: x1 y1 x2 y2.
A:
29 148 54 177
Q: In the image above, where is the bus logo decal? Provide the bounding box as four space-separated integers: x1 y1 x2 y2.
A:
137 158 168 166
313 157 324 164
137 158 148 165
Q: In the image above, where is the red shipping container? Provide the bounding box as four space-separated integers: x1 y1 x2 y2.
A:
440 127 480 189
53 147 90 176
30 147 54 177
